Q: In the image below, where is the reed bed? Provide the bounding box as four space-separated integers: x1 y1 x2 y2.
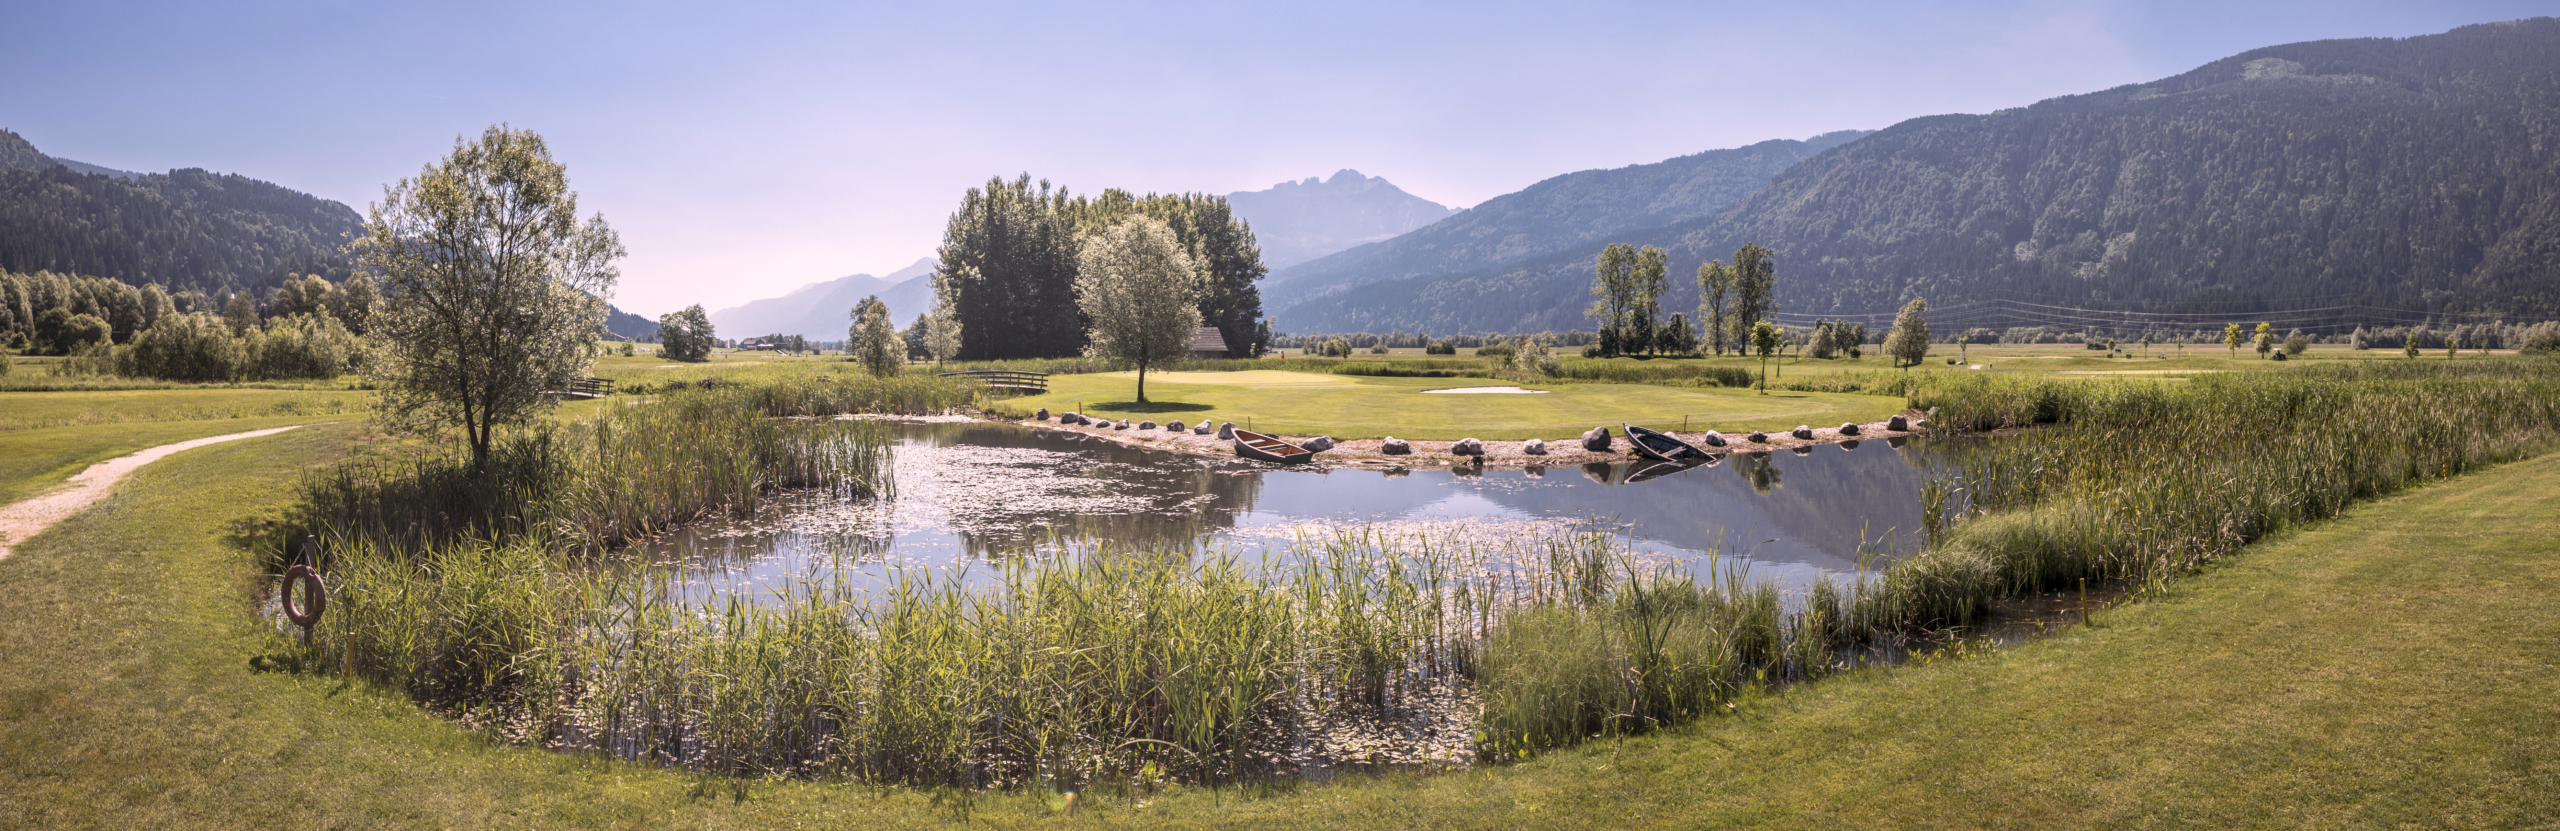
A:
1876 358 2560 629
291 524 1859 785
289 374 952 556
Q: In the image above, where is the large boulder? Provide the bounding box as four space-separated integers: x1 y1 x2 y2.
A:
1523 438 1548 455
1302 436 1336 452
1790 425 1815 440
1166 420 1185 432
1137 420 1157 430
1580 426 1613 452
1194 422 1216 435
1217 422 1236 440
1062 412 1084 425
1700 430 1727 447
1035 408 1050 421
1450 438 1484 457
1887 414 1909 431
1747 431 1769 443
1838 422 1861 436
1380 437 1412 455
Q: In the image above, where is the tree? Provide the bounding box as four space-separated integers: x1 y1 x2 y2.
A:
902 313 930 360
2252 322 2275 358
1885 297 1930 371
850 296 900 377
1076 216 1199 403
352 125 624 473
1697 260 1733 356
1628 246 1667 356
2404 338 2422 359
1657 311 1698 356
1730 243 1778 351
658 305 715 361
924 299 963 365
221 292 260 336
333 272 379 335
1808 319 1838 359
1588 244 1639 357
1750 319 1782 394
2223 323 2247 358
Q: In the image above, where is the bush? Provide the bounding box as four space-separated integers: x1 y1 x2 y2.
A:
1424 339 1456 355
1368 343 1389 355
120 312 249 382
1320 338 1352 358
253 313 363 379
2283 335 2310 356
2520 323 2560 356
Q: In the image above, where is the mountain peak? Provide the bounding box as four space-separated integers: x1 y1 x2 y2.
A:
1227 172 1455 269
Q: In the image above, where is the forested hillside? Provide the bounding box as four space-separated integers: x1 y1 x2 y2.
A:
1266 131 1867 303
0 129 364 293
1281 19 2560 334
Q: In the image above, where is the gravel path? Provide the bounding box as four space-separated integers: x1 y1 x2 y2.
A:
0 426 305 561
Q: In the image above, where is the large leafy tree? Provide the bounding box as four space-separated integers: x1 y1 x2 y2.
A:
1697 260 1733 356
657 305 714 362
850 296 900 377
353 125 624 473
1076 216 1200 403
1729 243 1778 350
1587 244 1639 356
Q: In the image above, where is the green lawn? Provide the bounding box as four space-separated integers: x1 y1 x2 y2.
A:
4 396 2553 828
993 370 1908 440
0 387 370 431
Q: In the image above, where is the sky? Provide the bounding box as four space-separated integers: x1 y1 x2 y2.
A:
2 1 2548 316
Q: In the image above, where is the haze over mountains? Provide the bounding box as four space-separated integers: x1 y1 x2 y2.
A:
706 257 939 340
1278 19 2560 335
1223 170 1456 269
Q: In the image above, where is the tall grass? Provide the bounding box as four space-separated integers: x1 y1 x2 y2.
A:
1870 358 2560 629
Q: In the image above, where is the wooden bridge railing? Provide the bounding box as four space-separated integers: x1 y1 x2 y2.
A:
936 369 1049 393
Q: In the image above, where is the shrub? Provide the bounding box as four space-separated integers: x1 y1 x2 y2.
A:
121 312 249 382
1320 337 1352 358
253 313 363 379
1424 339 1456 355
1368 343 1389 354
2284 335 2310 356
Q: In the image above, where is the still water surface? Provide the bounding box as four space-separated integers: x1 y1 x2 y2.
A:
644 420 1953 600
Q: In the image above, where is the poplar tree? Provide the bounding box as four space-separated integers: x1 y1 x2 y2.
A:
1886 297 1931 371
1697 260 1733 356
1730 243 1778 349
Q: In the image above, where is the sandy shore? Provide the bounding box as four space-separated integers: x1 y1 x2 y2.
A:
999 411 1930 469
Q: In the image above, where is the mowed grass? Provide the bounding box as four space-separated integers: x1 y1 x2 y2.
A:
3 421 2554 827
996 370 1906 440
0 417 351 507
0 387 370 431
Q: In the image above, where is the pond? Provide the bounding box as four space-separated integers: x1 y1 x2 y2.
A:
643 419 1953 601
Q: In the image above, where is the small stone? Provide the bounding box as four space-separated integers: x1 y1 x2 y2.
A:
1580 426 1613 452
1838 422 1861 436
1137 420 1156 430
1217 422 1236 439
1700 431 1726 447
1166 420 1185 432
1747 431 1769 443
1035 408 1050 421
1791 425 1815 440
1194 422 1215 435
1062 412 1083 424
1887 414 1909 431
1381 437 1412 455
1451 438 1484 456
1523 438 1547 455
1113 420 1131 430
1302 436 1336 452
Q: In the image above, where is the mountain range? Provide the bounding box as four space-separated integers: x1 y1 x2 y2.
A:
1276 18 2560 334
706 257 940 341
1223 170 1456 269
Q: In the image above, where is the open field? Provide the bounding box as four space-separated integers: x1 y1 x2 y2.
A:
1 420 2553 827
992 370 1907 441
0 387 370 431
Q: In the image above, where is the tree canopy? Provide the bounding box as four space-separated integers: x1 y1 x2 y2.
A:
1075 216 1200 403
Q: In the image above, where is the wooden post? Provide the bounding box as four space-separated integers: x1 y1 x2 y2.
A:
2079 577 2088 626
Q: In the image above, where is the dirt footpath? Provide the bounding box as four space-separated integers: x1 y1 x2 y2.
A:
0 426 305 560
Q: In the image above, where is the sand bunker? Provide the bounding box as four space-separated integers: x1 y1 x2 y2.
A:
0 426 304 560
1419 386 1550 394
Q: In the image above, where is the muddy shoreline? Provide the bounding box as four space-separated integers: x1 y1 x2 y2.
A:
988 410 1933 470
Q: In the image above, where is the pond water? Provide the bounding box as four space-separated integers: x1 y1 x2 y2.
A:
643 420 1953 600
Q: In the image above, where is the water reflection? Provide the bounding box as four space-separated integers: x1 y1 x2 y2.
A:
645 420 1955 600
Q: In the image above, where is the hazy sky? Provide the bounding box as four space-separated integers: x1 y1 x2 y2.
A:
3 1 2545 315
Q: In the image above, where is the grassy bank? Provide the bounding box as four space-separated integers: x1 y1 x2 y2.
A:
3 420 2555 826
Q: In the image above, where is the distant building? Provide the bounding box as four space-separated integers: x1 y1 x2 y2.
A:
1187 327 1230 359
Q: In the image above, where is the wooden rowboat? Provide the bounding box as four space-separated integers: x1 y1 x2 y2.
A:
1624 424 1709 461
1233 429 1314 464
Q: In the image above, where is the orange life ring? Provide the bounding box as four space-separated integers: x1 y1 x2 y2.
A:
282 564 326 628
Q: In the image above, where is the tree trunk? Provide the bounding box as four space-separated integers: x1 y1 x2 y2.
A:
1137 359 1149 403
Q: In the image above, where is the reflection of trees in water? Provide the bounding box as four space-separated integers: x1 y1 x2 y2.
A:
1736 452 1783 493
916 421 1268 562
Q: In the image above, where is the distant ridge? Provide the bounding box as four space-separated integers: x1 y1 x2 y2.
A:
1279 19 2560 333
707 256 940 340
1224 170 1456 269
